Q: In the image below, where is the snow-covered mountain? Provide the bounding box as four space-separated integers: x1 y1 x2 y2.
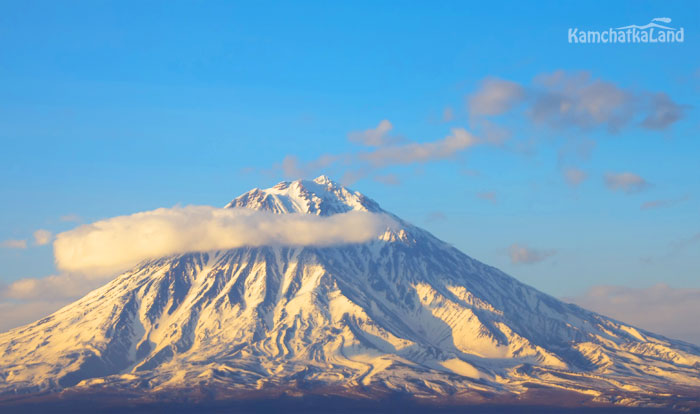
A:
1 176 699 408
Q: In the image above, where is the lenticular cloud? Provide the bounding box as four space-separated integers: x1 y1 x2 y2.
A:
53 206 395 277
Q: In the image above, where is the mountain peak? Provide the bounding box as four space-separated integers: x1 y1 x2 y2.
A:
312 174 334 185
225 177 382 216
3 178 700 409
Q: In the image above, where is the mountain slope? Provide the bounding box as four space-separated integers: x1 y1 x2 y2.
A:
1 176 699 408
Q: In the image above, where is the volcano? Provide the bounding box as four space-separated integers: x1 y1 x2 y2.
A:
1 176 699 410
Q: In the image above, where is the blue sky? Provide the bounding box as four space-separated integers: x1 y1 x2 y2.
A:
1 1 699 337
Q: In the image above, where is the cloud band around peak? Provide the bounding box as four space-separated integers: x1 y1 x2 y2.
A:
53 206 397 277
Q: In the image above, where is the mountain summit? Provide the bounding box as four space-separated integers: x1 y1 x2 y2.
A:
1 177 699 409
224 175 383 215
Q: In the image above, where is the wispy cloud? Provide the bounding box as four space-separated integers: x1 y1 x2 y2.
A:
604 172 650 194
281 153 341 180
279 126 479 184
476 191 498 203
33 229 52 246
347 119 395 147
0 301 73 334
508 243 556 265
529 71 636 132
0 239 27 249
373 173 401 186
532 71 687 132
54 206 396 276
557 137 596 164
271 71 684 186
469 71 687 133
442 106 454 122
641 195 689 210
468 78 525 117
2 273 100 302
641 92 688 130
0 273 101 333
565 284 700 345
563 168 588 187
480 119 512 145
359 128 477 167
59 214 82 223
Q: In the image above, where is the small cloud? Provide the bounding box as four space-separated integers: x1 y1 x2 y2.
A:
442 107 454 122
641 195 689 210
563 168 588 187
360 128 478 167
0 239 27 249
481 119 512 146
604 172 650 194
373 173 401 186
0 301 73 334
33 229 52 246
0 272 104 332
60 214 82 223
641 92 688 130
1 273 100 301
476 191 497 203
281 153 341 179
508 243 556 265
468 78 525 117
278 125 478 182
425 211 447 223
348 120 394 147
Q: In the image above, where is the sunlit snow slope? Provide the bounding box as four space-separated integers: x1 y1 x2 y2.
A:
1 176 699 407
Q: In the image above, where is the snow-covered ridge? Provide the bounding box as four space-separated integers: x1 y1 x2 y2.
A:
225 175 383 216
1 176 699 408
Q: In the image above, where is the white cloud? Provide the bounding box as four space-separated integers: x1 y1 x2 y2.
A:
604 172 650 194
33 229 52 246
468 78 525 117
278 127 479 184
508 243 556 265
2 273 100 301
53 206 396 276
565 284 700 345
348 120 394 147
359 128 478 167
1 239 27 249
